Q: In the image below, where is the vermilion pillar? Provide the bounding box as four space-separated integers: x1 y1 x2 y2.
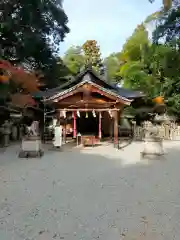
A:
99 112 102 139
114 110 118 148
73 111 77 138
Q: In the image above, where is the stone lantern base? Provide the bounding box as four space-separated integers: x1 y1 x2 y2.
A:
141 138 164 158
141 122 164 158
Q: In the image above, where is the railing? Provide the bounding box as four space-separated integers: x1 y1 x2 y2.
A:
133 124 180 141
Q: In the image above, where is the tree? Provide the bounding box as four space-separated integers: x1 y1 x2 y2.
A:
82 40 103 72
151 0 180 116
120 44 170 96
107 23 175 101
0 0 70 86
0 58 72 108
119 61 149 89
63 46 85 75
103 23 151 85
104 23 151 87
103 2 180 117
0 60 44 101
103 53 126 83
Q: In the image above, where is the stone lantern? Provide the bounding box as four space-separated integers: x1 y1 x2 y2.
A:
141 103 166 158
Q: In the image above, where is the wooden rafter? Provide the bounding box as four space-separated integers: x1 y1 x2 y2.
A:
54 100 117 106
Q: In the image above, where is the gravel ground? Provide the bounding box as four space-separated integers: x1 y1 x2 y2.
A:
0 141 180 239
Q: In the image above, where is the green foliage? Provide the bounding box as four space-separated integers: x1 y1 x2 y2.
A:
120 61 149 88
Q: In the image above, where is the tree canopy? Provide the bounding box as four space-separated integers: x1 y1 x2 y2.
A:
151 0 180 116
62 40 104 75
63 46 85 75
1 0 179 118
0 0 70 87
99 4 180 117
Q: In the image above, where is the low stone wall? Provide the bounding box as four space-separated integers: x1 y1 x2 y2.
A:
133 125 180 141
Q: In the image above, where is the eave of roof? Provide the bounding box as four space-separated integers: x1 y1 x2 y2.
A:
115 87 145 99
110 83 145 99
32 85 145 100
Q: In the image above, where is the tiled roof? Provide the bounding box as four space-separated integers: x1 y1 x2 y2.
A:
45 79 132 104
113 85 145 99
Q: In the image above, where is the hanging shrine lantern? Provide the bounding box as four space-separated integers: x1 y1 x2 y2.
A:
85 112 88 118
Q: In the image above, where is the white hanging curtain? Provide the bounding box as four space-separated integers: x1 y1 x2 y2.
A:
77 110 80 117
53 118 57 127
92 110 96 117
63 110 66 118
108 110 112 118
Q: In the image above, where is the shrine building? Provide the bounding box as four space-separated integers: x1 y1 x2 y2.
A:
35 66 144 147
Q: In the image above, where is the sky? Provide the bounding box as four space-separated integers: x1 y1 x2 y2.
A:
60 0 162 58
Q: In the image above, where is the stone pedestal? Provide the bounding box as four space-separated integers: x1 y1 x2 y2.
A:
141 138 164 157
141 123 164 158
19 136 43 158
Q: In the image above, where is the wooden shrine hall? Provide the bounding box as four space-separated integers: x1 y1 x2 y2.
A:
34 66 144 147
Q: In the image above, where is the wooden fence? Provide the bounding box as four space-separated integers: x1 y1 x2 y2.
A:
133 124 180 141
